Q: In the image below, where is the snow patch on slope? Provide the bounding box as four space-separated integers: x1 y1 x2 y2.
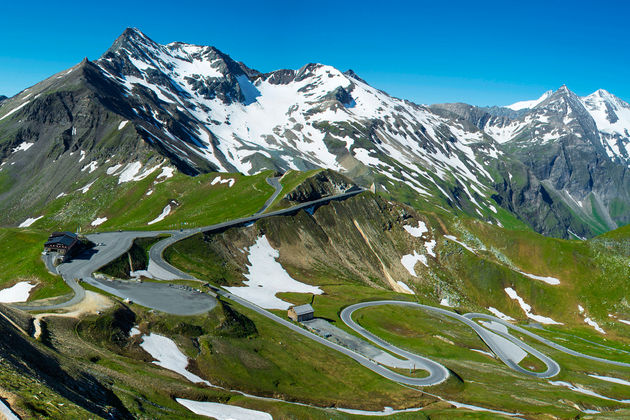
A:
225 235 322 309
403 220 428 238
19 216 43 227
504 287 561 325
140 333 211 385
396 281 414 294
211 175 235 187
506 91 553 111
400 251 427 276
12 142 34 153
0 282 36 303
91 217 108 226
516 270 560 285
487 307 515 321
177 399 272 420
148 204 172 225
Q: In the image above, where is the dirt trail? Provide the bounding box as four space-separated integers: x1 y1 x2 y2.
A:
32 292 113 339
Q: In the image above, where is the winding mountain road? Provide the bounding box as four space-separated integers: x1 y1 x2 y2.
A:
13 178 630 389
150 239 630 387
464 313 630 369
341 301 560 380
15 183 364 313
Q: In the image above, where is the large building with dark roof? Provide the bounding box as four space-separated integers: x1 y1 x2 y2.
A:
44 232 79 258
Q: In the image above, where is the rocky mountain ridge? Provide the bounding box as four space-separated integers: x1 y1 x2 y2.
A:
433 86 630 233
0 28 627 238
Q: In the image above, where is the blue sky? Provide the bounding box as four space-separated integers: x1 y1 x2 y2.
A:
1 0 628 106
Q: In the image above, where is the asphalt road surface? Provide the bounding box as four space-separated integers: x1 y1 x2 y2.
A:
465 313 630 369
213 288 450 386
15 180 630 388
147 187 365 281
16 185 364 314
341 301 560 379
255 176 282 215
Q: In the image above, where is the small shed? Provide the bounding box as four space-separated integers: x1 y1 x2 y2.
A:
288 304 314 322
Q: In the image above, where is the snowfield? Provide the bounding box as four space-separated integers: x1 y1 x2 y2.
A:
549 380 630 403
400 251 427 276
225 235 322 309
176 399 272 420
0 101 30 121
579 305 606 333
148 204 172 225
156 166 175 180
583 316 606 334
118 161 164 184
78 180 96 194
424 239 436 257
81 161 99 173
91 30 508 215
440 297 453 307
18 216 43 228
139 333 210 385
516 270 560 285
211 175 235 187
589 375 630 387
106 163 123 175
0 282 36 303
444 235 477 254
396 281 414 294
91 217 108 226
403 221 428 238
487 307 515 321
12 142 34 153
506 90 553 111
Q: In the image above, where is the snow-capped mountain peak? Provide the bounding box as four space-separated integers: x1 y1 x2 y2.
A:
582 89 630 133
91 28 503 213
505 90 553 110
581 88 630 163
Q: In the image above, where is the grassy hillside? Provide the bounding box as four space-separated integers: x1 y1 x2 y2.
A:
165 192 630 417
17 169 275 232
0 228 70 299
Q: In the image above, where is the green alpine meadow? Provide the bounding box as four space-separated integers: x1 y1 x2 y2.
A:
0 6 629 419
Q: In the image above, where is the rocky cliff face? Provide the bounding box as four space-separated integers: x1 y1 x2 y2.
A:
189 193 437 293
0 28 509 229
284 169 357 203
0 60 175 223
0 28 627 238
433 86 630 236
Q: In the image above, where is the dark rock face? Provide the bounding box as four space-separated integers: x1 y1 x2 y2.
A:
434 86 630 236
1 28 627 238
490 159 593 238
504 88 630 233
430 103 519 131
285 169 357 203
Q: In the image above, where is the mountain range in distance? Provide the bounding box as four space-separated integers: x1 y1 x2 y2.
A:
1 27 630 420
0 27 628 240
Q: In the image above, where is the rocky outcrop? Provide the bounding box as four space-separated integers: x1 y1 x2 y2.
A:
285 169 358 203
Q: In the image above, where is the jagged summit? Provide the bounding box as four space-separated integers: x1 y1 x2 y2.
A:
104 27 158 55
343 69 368 84
0 28 627 239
